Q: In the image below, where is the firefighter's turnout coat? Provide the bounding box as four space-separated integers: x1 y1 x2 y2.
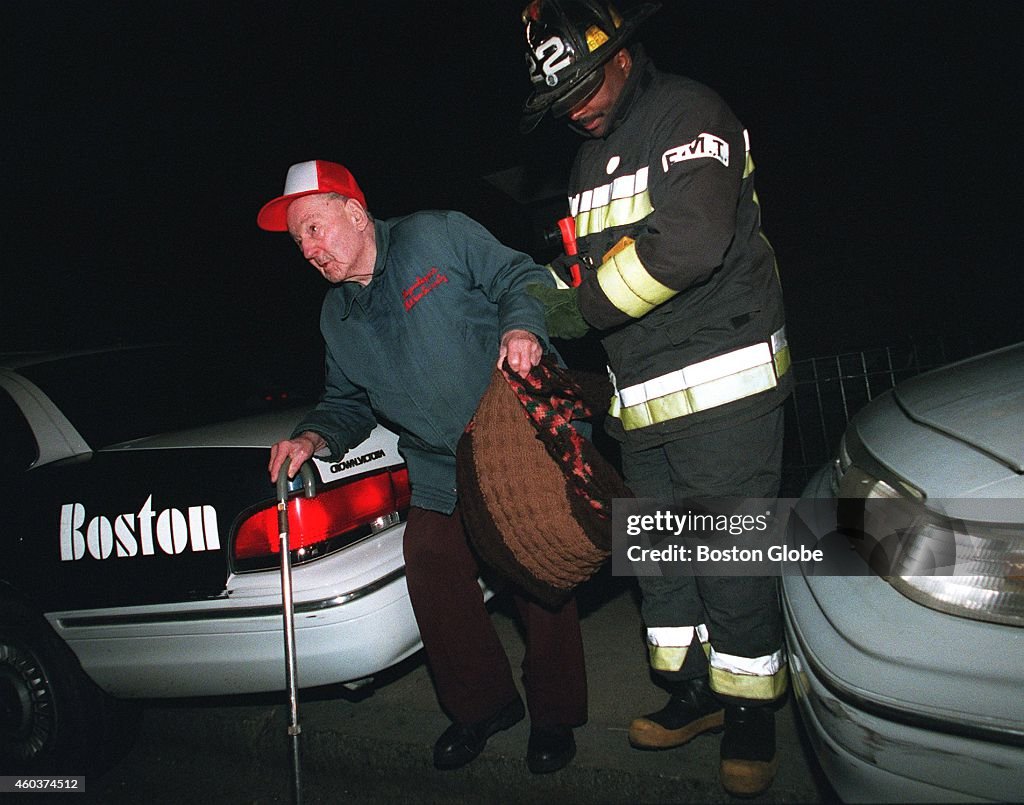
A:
567 50 791 702
570 52 792 448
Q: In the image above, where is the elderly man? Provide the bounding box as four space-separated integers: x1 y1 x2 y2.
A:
259 160 585 774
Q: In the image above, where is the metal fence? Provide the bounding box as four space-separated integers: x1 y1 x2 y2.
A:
780 337 958 496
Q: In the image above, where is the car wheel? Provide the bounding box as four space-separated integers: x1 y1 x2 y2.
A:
0 599 131 774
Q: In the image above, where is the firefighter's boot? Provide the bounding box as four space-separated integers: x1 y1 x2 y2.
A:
719 704 778 797
628 676 724 749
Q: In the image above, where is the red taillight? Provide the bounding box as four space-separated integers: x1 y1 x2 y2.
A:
232 467 411 569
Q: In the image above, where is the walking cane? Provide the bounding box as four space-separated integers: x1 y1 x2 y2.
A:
277 456 316 805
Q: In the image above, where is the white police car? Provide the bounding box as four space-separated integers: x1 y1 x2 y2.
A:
0 346 421 773
781 341 1024 802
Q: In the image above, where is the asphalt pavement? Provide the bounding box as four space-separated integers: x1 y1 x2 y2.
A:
84 572 838 804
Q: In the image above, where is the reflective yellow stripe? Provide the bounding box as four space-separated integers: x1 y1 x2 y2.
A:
774 344 791 378
771 327 791 377
709 645 788 700
648 644 689 672
576 192 654 237
571 168 653 238
608 387 621 418
612 327 789 431
596 241 677 319
645 625 710 672
621 363 778 430
618 342 773 407
709 665 788 701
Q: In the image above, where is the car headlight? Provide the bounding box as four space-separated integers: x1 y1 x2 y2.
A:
887 518 1024 626
835 426 1024 627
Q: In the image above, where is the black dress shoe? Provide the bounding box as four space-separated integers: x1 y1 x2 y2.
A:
433 697 526 770
526 725 576 774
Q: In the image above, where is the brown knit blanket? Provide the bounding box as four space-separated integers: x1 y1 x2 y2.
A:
457 357 632 608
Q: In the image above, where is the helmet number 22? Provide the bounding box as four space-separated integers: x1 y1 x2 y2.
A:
529 37 571 87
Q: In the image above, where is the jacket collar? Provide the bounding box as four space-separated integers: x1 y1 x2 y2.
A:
605 45 655 137
334 217 390 318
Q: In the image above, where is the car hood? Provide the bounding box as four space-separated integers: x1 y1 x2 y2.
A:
894 342 1024 473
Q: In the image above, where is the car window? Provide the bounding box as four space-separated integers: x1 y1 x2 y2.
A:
14 346 306 448
0 388 40 471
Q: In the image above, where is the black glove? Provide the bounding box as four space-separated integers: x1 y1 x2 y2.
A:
527 284 591 339
549 252 592 288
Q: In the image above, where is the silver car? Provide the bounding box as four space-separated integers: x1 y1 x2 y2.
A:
781 341 1024 802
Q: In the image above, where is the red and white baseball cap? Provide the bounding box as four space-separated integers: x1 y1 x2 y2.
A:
257 160 366 231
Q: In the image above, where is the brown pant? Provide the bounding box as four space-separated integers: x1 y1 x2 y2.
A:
403 505 588 728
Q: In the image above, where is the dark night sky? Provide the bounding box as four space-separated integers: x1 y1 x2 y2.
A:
4 1 1022 368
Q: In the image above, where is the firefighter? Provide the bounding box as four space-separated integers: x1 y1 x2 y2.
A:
517 1 793 796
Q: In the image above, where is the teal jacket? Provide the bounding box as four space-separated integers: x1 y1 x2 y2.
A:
293 210 553 514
